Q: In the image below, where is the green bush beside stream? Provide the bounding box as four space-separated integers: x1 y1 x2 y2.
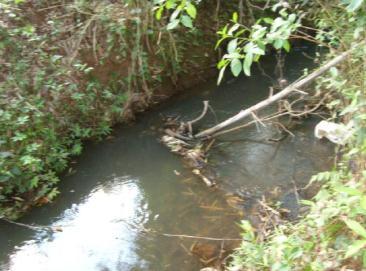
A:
226 1 366 270
0 0 217 218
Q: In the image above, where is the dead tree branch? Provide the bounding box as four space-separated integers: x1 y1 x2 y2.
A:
187 101 209 136
194 46 357 139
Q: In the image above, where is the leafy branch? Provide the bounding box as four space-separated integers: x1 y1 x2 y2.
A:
153 0 198 30
216 5 301 84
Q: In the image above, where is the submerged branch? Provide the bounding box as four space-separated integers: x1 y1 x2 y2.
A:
161 233 242 241
0 216 63 232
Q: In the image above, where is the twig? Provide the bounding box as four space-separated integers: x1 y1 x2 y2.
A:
180 243 193 256
165 128 193 141
291 179 301 205
211 110 288 138
205 139 216 152
0 217 62 232
187 101 209 136
258 199 280 216
162 233 242 241
212 91 329 138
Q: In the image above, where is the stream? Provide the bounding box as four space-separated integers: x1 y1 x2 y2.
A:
0 46 334 271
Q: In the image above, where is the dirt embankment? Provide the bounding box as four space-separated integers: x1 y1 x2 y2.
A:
0 0 239 217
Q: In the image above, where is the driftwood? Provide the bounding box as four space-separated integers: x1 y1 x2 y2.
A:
194 47 356 139
161 105 221 187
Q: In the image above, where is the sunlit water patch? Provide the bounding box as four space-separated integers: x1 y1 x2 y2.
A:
0 46 333 271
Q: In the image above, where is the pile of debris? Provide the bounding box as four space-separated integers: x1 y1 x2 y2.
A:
161 109 217 187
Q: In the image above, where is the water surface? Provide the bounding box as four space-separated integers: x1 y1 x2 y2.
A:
0 47 334 271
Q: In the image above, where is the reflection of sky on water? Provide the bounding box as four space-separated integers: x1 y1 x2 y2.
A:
3 177 148 271
0 45 333 271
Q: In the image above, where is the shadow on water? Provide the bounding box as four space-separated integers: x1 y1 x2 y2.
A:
0 46 334 271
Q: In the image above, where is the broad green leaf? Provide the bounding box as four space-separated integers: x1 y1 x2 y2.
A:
251 46 265 55
263 17 274 24
225 52 241 59
243 52 253 76
185 2 197 18
181 15 193 28
155 6 164 20
283 40 290 52
167 19 180 30
288 13 297 23
274 39 284 49
345 219 366 239
228 24 240 35
227 39 238 54
230 58 242 77
244 41 255 53
279 8 288 17
257 40 266 51
166 0 175 9
252 26 267 40
345 240 366 257
271 17 285 32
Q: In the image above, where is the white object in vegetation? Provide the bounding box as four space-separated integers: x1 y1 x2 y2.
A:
314 120 354 145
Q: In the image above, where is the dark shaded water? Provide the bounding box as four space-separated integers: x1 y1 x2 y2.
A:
0 47 333 271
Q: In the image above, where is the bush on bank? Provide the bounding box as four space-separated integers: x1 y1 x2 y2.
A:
225 1 366 270
0 0 218 218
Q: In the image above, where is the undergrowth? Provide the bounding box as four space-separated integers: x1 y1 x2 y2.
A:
0 0 218 218
228 1 366 270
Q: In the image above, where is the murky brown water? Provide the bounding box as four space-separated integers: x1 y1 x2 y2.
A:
0 46 334 271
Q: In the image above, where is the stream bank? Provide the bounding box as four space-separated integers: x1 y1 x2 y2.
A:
0 45 334 271
0 0 232 217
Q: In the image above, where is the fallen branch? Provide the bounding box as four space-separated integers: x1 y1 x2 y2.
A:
187 101 209 136
194 46 357 139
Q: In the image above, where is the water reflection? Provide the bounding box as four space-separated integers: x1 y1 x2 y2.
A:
4 177 149 271
0 45 334 271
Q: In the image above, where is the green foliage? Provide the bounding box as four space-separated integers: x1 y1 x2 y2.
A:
0 18 127 217
153 0 199 30
0 0 213 218
231 164 366 270
229 1 366 270
216 4 301 83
